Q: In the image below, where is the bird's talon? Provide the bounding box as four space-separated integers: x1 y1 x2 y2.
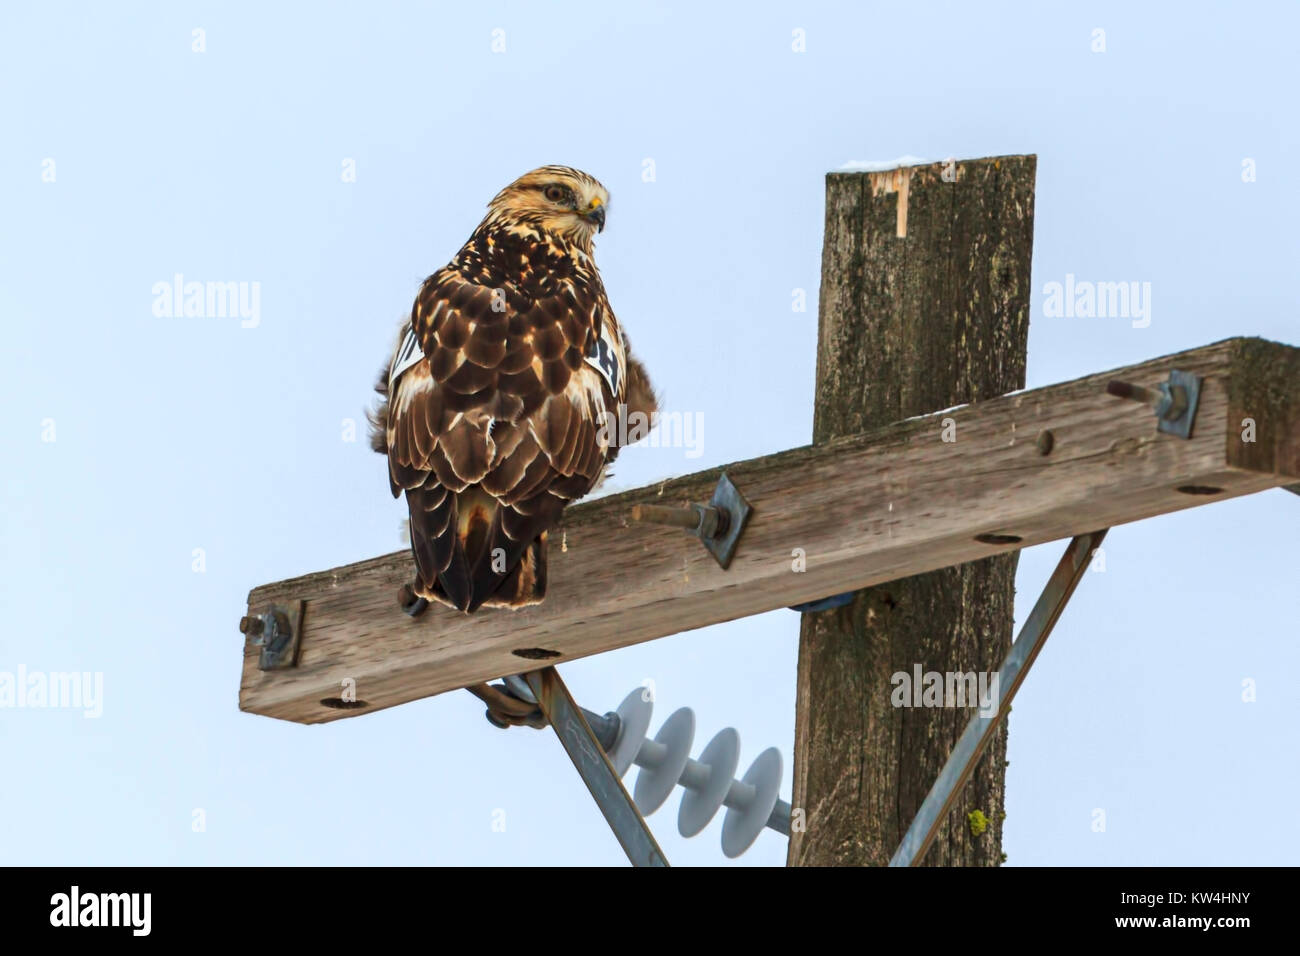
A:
398 583 429 618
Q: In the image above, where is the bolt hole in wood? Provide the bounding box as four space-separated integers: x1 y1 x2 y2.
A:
320 698 369 709
975 533 1023 545
513 648 561 660
1176 485 1223 495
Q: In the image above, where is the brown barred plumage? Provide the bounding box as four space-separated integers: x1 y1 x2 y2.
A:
370 167 658 612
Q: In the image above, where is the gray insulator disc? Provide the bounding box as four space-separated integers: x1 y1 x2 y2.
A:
721 747 782 858
678 727 741 837
633 707 694 815
609 688 654 777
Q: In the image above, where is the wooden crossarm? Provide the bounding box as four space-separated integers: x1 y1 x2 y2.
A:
239 337 1299 724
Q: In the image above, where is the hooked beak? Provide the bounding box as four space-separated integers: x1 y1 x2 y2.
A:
584 200 606 232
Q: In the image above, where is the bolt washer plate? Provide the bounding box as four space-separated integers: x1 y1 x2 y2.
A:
704 472 752 570
252 601 304 671
1158 369 1201 439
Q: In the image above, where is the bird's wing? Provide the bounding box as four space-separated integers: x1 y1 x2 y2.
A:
384 259 622 609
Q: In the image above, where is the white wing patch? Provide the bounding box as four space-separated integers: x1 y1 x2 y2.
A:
584 320 623 400
389 326 424 390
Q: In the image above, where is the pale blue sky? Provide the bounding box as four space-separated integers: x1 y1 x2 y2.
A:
1 1 1296 866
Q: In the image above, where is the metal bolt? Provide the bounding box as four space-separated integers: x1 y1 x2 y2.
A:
630 503 730 540
1106 379 1160 406
1106 379 1187 422
245 605 302 670
1155 384 1188 422
631 474 753 571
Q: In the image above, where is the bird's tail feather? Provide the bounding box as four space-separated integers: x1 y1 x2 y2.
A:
408 486 547 612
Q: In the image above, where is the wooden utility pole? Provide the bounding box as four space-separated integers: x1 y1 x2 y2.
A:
789 156 1037 866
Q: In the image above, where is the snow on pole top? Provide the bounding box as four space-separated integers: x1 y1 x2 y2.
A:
837 156 929 172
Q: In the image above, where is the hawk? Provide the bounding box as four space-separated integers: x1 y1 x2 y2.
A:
370 166 657 613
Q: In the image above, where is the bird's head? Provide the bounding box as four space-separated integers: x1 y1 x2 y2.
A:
484 166 609 248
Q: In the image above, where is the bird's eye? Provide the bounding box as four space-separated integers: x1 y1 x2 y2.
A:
543 184 569 204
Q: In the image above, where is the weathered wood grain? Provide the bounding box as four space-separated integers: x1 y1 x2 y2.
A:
790 156 1035 868
240 337 1300 725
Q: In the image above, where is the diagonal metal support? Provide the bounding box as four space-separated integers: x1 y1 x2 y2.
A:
889 529 1109 867
523 667 669 868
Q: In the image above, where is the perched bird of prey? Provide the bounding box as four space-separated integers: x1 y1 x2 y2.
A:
370 166 657 613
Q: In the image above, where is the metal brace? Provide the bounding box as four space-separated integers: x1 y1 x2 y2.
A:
1106 369 1202 439
240 601 304 671
522 667 669 867
889 529 1107 866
